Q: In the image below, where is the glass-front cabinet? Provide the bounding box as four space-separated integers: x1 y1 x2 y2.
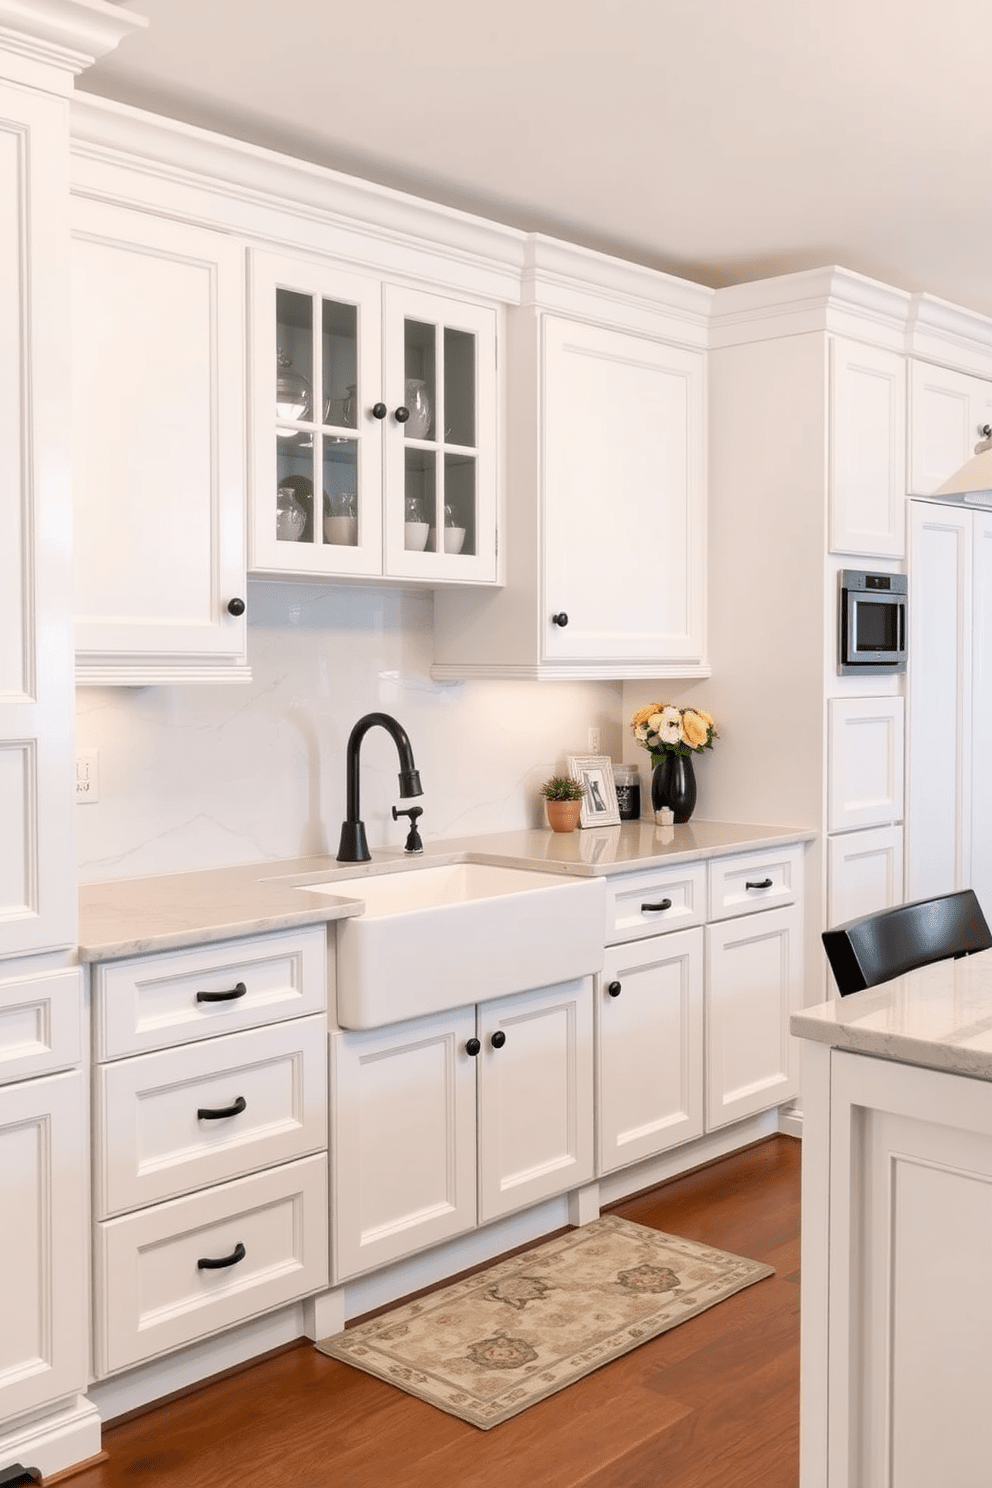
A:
250 251 498 584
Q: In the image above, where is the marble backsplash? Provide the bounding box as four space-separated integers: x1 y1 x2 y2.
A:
75 581 625 884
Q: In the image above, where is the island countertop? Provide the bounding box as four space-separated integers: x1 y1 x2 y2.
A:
791 947 992 1082
77 818 814 963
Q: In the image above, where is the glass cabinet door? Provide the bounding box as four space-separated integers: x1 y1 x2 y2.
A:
251 252 382 576
383 287 497 583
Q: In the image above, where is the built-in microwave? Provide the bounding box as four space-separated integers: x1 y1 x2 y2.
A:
839 569 907 674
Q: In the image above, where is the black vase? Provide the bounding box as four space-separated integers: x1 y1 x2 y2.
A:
651 753 697 824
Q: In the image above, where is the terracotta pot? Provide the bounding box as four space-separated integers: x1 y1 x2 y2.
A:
546 798 582 833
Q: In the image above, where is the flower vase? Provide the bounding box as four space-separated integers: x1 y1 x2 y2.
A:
651 753 697 824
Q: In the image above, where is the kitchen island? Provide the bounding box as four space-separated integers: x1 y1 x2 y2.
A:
792 952 992 1488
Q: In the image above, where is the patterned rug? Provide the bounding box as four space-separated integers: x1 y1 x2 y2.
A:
315 1214 774 1429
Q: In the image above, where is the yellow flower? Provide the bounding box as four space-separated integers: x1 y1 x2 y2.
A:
695 709 714 727
681 710 709 748
631 702 661 729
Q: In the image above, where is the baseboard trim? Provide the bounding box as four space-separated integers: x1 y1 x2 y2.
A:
0 1397 101 1483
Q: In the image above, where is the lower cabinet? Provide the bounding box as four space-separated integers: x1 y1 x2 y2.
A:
0 1068 89 1423
0 969 89 1433
597 844 804 1172
330 977 594 1282
89 926 329 1376
705 903 803 1130
597 926 705 1172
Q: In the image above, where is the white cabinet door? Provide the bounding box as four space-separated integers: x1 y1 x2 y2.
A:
828 337 906 557
827 696 905 833
477 978 594 1221
0 80 76 956
249 250 498 585
542 316 705 667
909 360 992 496
826 825 905 928
0 1070 88 1422
596 928 704 1173
71 198 248 684
705 905 802 1130
330 1007 477 1281
906 500 971 903
382 284 498 585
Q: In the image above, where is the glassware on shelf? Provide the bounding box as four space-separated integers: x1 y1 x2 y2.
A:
276 349 312 426
404 378 432 440
443 503 466 554
276 484 308 542
324 490 357 546
404 494 429 551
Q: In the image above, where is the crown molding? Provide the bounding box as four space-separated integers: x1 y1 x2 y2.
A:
520 234 712 346
0 0 146 90
905 292 992 376
70 93 527 303
709 266 912 350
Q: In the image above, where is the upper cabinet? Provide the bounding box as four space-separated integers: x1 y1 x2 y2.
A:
828 336 906 558
0 78 77 956
908 360 992 496
433 240 710 681
71 198 249 685
249 249 498 586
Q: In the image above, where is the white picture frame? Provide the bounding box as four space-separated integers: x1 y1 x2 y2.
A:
567 754 621 828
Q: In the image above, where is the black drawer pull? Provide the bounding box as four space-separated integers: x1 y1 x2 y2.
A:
197 1095 247 1121
466 1037 481 1056
197 1242 246 1271
607 980 622 998
196 981 247 1004
745 878 773 890
490 1030 506 1049
641 899 672 913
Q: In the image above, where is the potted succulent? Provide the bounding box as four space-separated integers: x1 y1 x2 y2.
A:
540 773 585 833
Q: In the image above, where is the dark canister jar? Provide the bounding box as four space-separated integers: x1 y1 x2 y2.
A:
613 764 641 821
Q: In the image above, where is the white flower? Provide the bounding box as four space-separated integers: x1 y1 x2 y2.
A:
647 712 667 734
634 724 649 742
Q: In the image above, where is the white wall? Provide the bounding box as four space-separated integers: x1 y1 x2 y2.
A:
74 581 623 883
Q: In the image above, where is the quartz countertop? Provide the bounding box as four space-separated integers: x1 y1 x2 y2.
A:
78 817 814 963
791 948 992 1082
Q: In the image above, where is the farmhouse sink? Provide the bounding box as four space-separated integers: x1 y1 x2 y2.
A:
304 863 606 1029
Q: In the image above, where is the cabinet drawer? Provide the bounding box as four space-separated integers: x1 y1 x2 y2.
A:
707 846 803 922
93 1153 328 1376
605 864 706 945
95 1015 328 1218
0 968 82 1085
93 926 327 1060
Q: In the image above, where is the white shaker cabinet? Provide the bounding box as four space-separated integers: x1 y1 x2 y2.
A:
906 498 992 922
828 336 906 558
249 249 498 585
0 78 76 958
434 242 709 680
330 977 594 1282
909 359 992 496
71 198 249 685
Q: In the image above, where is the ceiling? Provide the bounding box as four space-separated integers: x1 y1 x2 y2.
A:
82 0 992 319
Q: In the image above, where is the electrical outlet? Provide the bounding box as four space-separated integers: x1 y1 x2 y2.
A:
588 727 600 753
76 751 99 804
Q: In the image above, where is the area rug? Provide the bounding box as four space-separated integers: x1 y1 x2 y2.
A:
316 1214 774 1429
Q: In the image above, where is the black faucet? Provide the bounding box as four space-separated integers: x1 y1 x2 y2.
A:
336 712 423 863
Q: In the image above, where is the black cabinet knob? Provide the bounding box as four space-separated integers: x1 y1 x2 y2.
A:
466 1037 481 1056
490 1029 507 1049
550 612 569 627
227 597 246 616
372 402 387 419
394 405 410 423
608 980 622 998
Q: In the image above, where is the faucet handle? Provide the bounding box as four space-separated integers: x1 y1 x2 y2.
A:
392 804 424 855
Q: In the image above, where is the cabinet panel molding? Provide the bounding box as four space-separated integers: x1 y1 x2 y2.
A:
827 695 905 833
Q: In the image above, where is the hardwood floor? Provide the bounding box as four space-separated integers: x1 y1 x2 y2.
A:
64 1136 801 1488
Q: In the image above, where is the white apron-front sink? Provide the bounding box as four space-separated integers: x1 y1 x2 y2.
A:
304 863 605 1028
